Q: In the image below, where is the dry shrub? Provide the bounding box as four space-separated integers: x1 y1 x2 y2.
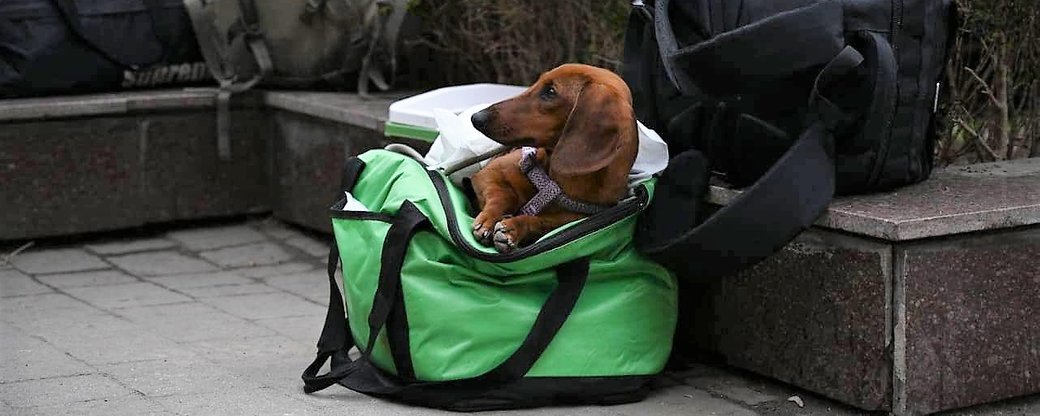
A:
406 0 629 85
407 0 1039 164
940 0 1040 165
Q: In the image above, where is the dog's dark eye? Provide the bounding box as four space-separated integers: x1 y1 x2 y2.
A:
540 85 557 100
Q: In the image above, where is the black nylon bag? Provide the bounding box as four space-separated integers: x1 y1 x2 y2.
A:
627 0 955 281
0 0 206 97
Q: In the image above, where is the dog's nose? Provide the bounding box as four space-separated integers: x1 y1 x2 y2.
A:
471 109 490 133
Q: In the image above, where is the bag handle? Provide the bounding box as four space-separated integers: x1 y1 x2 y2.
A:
654 0 846 97
303 199 591 394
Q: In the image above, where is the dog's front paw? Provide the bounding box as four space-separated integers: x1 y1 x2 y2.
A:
492 221 519 253
472 212 499 246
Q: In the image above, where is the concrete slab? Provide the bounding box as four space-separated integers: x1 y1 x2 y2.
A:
0 269 53 297
283 235 330 258
84 238 178 255
113 302 275 343
0 323 92 384
102 359 261 397
233 262 314 278
36 270 138 288
0 374 133 408
173 283 281 298
144 271 254 289
63 282 192 310
107 251 217 276
167 225 268 251
198 242 294 268
9 249 109 275
8 395 172 416
202 292 325 321
262 270 328 303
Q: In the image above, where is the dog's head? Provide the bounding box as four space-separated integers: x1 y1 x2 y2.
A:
471 64 638 176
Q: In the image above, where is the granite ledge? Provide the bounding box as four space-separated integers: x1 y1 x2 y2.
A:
709 158 1040 241
0 89 271 122
262 90 410 132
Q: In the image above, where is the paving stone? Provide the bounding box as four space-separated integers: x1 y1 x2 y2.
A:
84 238 177 255
252 220 299 240
10 248 108 275
0 293 97 320
9 395 172 416
263 270 328 303
174 283 281 299
145 271 253 289
0 323 92 383
101 359 259 397
156 388 322 416
0 374 133 408
107 251 217 276
201 292 325 320
182 335 314 391
255 315 325 343
198 242 294 268
36 270 137 288
63 282 192 310
0 269 53 297
29 315 197 366
685 374 784 406
283 235 330 258
235 262 314 278
185 335 310 366
167 225 267 251
115 302 274 343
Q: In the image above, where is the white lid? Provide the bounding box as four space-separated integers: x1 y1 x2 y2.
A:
388 83 526 129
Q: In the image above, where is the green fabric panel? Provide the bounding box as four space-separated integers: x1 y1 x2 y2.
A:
333 217 398 375
333 149 677 381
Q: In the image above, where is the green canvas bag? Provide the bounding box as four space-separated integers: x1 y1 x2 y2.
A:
302 149 678 411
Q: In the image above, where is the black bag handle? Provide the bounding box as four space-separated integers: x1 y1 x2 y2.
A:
631 6 866 281
654 0 846 97
303 199 591 395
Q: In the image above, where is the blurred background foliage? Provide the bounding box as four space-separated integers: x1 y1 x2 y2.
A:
403 0 1039 165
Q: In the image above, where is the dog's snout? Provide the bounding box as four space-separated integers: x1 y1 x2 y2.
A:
471 109 491 133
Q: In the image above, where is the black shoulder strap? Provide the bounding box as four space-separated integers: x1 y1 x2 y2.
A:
637 45 865 282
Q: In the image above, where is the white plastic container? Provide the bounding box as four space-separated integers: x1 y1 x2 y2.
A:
385 83 525 142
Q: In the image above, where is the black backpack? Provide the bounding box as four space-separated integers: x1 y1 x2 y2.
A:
627 0 956 281
0 0 205 97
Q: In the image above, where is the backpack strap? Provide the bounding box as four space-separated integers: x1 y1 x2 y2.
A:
639 46 864 281
654 0 846 97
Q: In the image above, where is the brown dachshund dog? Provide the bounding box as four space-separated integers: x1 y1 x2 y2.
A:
469 64 639 252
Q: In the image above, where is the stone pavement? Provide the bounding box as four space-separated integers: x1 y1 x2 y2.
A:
1 218 1038 416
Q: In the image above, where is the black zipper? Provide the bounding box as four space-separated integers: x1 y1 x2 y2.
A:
424 169 649 263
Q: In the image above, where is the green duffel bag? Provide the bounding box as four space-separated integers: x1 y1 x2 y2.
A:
302 149 678 411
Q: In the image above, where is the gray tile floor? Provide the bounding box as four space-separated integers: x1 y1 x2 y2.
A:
1 218 1037 415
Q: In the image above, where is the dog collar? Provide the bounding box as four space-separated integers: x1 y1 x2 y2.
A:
517 147 613 216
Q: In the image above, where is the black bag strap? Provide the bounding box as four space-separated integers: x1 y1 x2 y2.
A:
654 0 846 97
638 46 865 282
303 199 591 393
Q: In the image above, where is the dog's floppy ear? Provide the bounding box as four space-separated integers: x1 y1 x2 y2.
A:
551 83 634 176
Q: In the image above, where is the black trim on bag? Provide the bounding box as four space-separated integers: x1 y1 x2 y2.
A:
304 202 620 407
425 169 649 263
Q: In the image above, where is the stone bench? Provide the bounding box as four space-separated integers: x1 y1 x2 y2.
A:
0 89 418 240
2 89 1037 415
693 158 1040 415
